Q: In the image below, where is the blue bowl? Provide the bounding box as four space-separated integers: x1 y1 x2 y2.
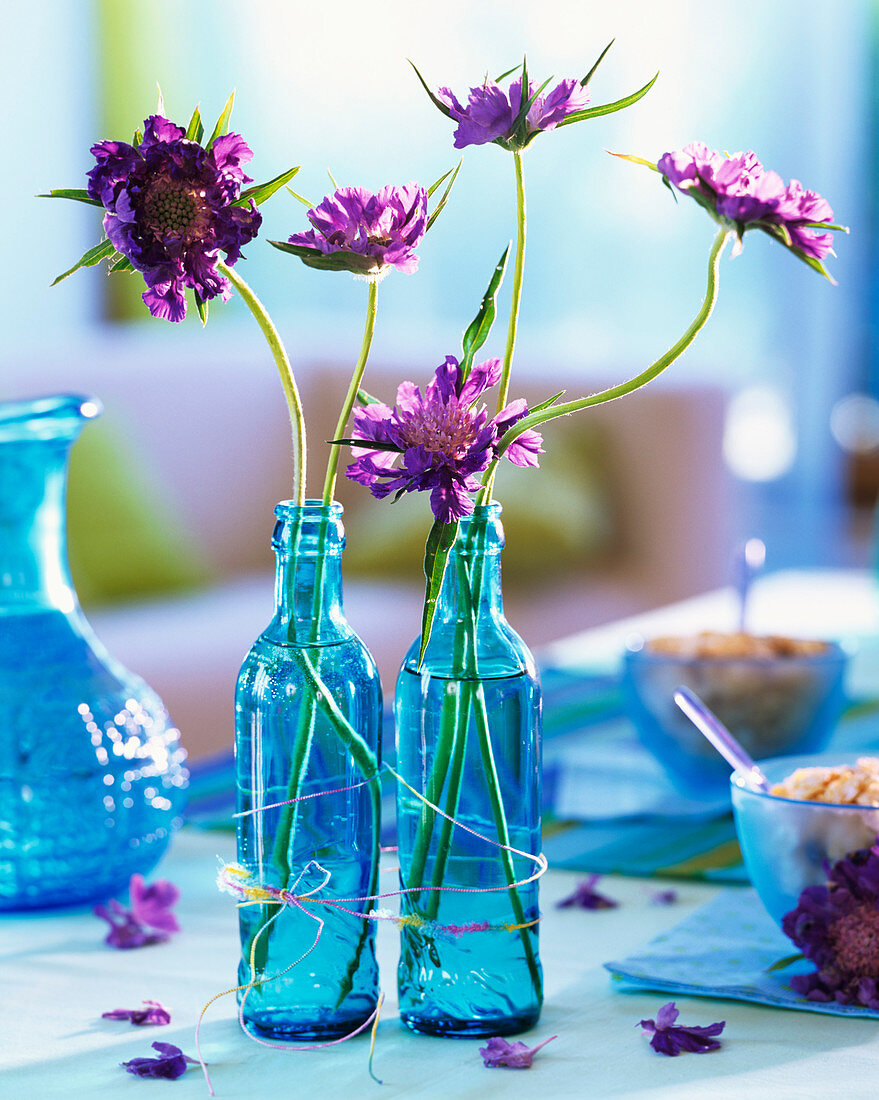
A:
623 639 847 795
732 753 879 925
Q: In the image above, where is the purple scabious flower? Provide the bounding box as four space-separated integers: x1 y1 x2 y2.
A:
556 873 619 910
87 114 262 321
479 1035 557 1068
640 1002 725 1056
122 1041 198 1080
283 184 428 278
437 76 590 151
657 142 841 266
346 356 543 523
103 1000 171 1026
781 844 879 1007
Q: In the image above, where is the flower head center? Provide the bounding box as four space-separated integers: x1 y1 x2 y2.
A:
828 903 879 976
143 176 207 240
402 400 479 456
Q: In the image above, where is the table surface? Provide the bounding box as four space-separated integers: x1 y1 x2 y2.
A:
6 569 879 1099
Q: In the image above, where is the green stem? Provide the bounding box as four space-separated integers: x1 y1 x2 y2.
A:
220 261 307 505
323 279 379 504
496 151 526 415
470 680 542 1001
484 226 733 487
480 152 526 505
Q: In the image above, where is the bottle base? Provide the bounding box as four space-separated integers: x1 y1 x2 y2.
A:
400 1008 540 1039
241 1005 377 1042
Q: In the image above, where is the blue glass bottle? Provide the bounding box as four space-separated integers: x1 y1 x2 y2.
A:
395 503 543 1037
0 394 188 910
235 501 382 1039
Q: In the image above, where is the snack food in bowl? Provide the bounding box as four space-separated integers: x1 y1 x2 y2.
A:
732 753 879 925
623 632 847 793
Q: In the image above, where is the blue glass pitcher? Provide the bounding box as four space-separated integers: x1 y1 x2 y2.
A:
0 394 188 909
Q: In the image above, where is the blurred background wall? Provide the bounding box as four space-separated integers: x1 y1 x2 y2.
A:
1 0 876 752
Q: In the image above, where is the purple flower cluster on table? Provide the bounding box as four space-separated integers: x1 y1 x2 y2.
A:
285 184 428 277
437 76 590 150
556 873 619 910
94 874 180 949
122 1041 198 1080
87 114 262 321
657 142 840 263
479 1034 557 1068
782 844 879 1008
346 356 543 523
640 1002 725 1056
103 1000 171 1026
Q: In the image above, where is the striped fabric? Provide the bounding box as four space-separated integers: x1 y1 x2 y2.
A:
186 665 879 881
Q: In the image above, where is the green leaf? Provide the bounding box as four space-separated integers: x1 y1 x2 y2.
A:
269 239 379 274
765 952 803 973
799 220 849 233
419 519 459 667
238 166 300 207
327 168 339 190
495 64 519 82
356 388 383 406
109 253 134 273
608 152 660 172
530 389 566 414
427 166 453 199
133 129 143 148
185 104 204 144
459 245 509 383
38 188 102 208
327 438 402 452
51 238 115 286
426 158 462 232
558 72 659 126
286 186 315 209
194 293 209 327
409 59 452 118
206 90 235 151
759 227 838 285
581 39 615 86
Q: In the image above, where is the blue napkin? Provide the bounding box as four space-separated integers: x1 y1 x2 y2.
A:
605 888 879 1018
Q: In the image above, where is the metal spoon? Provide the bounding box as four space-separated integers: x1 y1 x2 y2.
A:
733 537 766 633
674 685 771 792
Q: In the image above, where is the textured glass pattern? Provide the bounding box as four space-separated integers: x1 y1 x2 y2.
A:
235 502 382 1039
0 395 188 910
395 504 543 1036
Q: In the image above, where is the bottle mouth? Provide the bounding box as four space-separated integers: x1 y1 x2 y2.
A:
0 394 102 441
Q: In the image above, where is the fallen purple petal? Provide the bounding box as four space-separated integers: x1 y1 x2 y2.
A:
479 1034 557 1068
121 1041 198 1080
650 889 678 906
94 874 180 949
129 874 181 935
556 874 618 910
640 1002 725 1056
103 1000 171 1026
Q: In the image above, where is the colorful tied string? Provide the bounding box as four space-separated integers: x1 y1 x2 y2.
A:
195 762 547 1093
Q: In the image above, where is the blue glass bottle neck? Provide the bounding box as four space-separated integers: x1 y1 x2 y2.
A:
267 504 351 646
435 526 505 626
0 437 77 612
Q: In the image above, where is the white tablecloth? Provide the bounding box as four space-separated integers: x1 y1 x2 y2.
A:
5 827 879 1099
